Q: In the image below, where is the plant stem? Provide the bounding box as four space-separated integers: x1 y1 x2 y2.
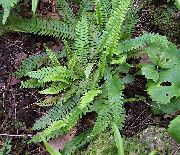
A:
112 122 124 155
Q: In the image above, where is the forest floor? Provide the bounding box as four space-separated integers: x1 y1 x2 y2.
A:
0 0 180 154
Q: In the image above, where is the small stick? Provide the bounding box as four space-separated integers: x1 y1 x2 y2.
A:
0 133 33 137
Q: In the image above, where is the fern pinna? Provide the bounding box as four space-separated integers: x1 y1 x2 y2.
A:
15 0 180 154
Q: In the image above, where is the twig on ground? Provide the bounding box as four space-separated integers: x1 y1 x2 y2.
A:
0 133 33 137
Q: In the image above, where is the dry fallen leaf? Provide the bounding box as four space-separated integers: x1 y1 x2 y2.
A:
8 76 21 86
49 127 77 151
51 44 63 52
14 52 27 69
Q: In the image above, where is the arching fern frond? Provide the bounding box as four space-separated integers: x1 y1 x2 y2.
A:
105 0 132 56
21 79 44 88
98 0 132 56
118 33 179 68
74 16 89 64
121 7 139 39
95 0 111 30
39 82 68 94
63 130 92 155
119 33 176 53
0 0 21 24
57 0 76 23
6 16 75 39
46 48 60 66
27 66 74 83
32 88 100 142
16 50 66 78
33 96 78 131
32 0 39 14
92 71 125 136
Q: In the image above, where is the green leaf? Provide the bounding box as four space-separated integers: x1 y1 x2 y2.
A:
79 89 102 109
84 63 94 79
46 48 60 66
168 115 180 143
175 0 180 9
121 75 134 84
152 97 180 114
158 64 180 87
146 44 178 69
111 55 127 65
112 122 124 155
0 0 21 24
147 64 180 104
141 64 159 82
148 85 179 104
148 149 158 155
39 83 68 94
32 0 39 14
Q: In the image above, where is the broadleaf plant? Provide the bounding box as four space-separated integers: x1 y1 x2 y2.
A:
168 115 180 143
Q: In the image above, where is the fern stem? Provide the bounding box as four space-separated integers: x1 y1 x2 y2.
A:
95 0 103 31
111 122 124 155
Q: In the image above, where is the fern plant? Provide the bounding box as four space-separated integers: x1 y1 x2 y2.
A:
13 0 180 154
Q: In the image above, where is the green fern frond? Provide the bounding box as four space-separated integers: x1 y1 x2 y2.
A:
7 16 75 39
21 79 44 88
79 89 101 109
63 130 92 155
91 103 110 136
118 33 179 68
33 96 78 131
41 120 67 141
89 25 101 59
16 50 66 78
119 33 176 53
57 0 76 23
105 0 132 56
121 8 139 39
27 66 74 83
95 0 111 30
33 88 100 142
46 48 60 66
0 0 21 24
100 0 112 22
32 0 39 14
92 71 125 136
75 16 89 64
97 0 132 60
95 0 103 31
33 107 82 142
39 82 68 94
105 71 125 125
